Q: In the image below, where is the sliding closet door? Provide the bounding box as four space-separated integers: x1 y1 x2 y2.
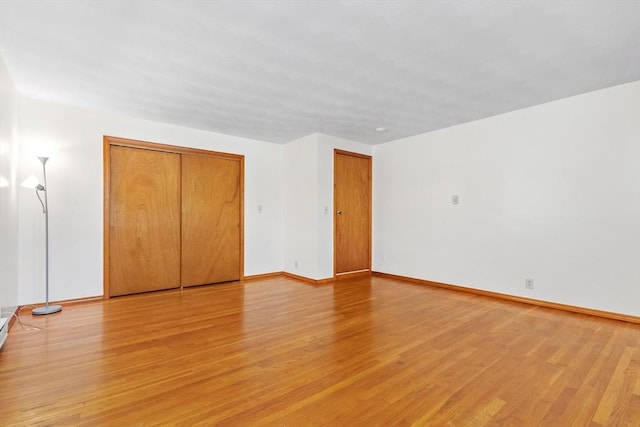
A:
181 154 241 286
109 146 181 296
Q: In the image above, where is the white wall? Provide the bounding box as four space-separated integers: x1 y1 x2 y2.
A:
18 98 284 304
373 81 640 316
0 54 20 317
283 134 320 278
283 133 371 280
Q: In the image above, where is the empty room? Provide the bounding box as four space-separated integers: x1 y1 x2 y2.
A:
1 1 639 425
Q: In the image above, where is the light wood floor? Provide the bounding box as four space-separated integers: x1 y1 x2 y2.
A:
1 275 639 426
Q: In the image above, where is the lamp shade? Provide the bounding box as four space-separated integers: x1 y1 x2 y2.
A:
21 175 41 189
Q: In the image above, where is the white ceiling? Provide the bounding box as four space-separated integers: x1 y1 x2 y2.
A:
0 1 638 144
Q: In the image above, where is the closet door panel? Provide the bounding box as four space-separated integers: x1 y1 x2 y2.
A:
109 146 181 296
181 154 241 286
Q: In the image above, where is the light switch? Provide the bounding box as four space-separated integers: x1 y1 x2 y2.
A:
452 195 459 205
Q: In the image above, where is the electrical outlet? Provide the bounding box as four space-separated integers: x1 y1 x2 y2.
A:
525 278 534 289
294 260 298 269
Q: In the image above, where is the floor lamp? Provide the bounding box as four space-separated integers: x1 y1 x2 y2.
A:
22 156 62 315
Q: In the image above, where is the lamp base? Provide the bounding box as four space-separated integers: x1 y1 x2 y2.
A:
32 305 62 315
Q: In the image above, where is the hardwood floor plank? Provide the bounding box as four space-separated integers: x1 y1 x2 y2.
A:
1 275 639 426
592 346 636 425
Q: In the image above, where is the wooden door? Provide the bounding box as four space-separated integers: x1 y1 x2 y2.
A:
181 154 241 286
109 146 181 296
334 150 372 276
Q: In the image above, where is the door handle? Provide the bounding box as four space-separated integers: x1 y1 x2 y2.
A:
336 210 343 216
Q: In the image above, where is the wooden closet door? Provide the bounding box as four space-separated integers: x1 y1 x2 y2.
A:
181 154 241 286
109 146 181 296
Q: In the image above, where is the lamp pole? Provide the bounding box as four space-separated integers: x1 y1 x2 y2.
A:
32 156 61 315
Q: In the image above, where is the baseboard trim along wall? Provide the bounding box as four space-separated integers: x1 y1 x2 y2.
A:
14 272 637 328
281 272 335 285
372 272 640 324
246 272 342 284
242 272 284 281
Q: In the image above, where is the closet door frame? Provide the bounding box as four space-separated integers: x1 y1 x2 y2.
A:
103 135 245 298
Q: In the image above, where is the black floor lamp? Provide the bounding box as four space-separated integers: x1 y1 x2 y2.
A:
22 156 62 315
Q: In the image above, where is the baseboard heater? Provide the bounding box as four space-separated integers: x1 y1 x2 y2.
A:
0 317 8 351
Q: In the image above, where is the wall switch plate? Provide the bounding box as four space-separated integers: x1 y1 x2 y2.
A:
452 195 459 205
525 278 534 289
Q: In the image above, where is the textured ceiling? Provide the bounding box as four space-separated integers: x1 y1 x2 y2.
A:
0 1 639 144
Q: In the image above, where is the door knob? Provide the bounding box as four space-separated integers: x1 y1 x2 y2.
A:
336 210 343 216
